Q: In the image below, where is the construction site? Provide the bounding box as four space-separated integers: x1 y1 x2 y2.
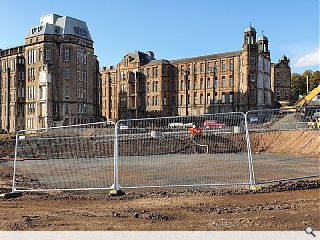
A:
0 103 319 230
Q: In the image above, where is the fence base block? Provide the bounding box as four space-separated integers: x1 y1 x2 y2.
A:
249 185 262 191
0 192 23 199
109 189 125 196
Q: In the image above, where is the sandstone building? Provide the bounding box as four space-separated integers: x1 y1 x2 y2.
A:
101 25 273 121
0 13 101 132
271 55 291 104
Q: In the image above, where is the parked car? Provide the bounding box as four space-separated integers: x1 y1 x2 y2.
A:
203 120 225 128
168 122 194 128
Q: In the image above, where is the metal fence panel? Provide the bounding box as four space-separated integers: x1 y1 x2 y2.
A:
115 112 251 189
12 121 115 192
246 107 320 184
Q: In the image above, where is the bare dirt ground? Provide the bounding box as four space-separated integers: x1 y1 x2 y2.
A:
0 180 319 231
0 129 319 231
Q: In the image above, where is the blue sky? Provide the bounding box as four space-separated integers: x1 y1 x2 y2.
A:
0 0 319 73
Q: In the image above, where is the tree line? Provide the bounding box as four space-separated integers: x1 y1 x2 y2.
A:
291 70 320 101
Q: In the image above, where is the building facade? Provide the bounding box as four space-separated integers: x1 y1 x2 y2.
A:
101 25 273 121
0 13 101 132
0 46 26 132
271 55 291 104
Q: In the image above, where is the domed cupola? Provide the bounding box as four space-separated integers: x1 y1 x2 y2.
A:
244 23 256 45
257 31 269 53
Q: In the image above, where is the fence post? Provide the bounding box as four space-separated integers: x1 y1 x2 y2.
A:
244 112 257 189
110 121 124 196
11 131 20 193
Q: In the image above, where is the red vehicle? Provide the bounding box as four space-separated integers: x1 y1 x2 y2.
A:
203 120 225 129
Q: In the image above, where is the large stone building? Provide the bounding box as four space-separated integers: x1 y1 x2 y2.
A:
271 55 291 104
101 25 273 121
0 13 101 132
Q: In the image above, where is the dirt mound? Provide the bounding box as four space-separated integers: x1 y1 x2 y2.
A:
250 130 320 157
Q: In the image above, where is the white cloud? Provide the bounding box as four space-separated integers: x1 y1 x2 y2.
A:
292 48 320 68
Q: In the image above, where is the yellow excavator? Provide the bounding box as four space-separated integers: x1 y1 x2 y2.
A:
295 84 320 108
294 84 320 129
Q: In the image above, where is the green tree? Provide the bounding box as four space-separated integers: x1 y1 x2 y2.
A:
310 71 320 90
291 73 307 101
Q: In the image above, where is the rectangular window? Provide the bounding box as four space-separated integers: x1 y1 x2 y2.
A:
65 104 69 114
200 94 204 104
147 96 150 106
155 67 158 77
147 82 150 92
222 60 225 72
83 53 87 65
181 80 184 90
207 93 211 104
64 86 69 98
64 69 70 80
250 57 255 65
65 49 70 62
229 92 234 103
45 49 51 61
250 73 255 82
200 78 204 89
193 64 197 74
221 93 226 103
121 71 126 80
181 66 184 76
229 59 234 71
193 79 196 89
214 77 218 88
200 63 203 73
39 48 43 61
180 95 183 105
207 63 211 73
193 93 197 105
146 68 150 77
207 78 210 88
214 62 218 73
152 82 155 92
222 76 226 88
229 76 234 87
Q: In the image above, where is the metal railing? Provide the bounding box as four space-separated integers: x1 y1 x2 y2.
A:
8 106 320 193
12 121 115 192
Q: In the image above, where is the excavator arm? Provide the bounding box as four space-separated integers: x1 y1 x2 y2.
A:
295 84 320 108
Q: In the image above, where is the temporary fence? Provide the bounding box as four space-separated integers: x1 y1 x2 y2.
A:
8 107 320 193
12 121 115 192
114 112 253 189
246 106 320 184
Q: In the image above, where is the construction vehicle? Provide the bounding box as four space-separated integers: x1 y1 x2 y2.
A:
295 84 320 108
308 112 320 129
